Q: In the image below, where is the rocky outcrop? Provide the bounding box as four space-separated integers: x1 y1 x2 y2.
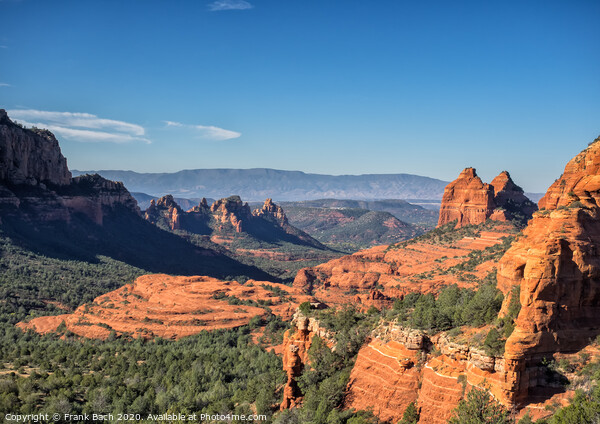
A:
142 195 327 253
437 168 536 228
437 168 496 228
145 195 183 230
211 195 252 233
281 311 333 409
491 171 538 222
253 198 288 225
0 109 71 186
344 322 510 424
19 274 314 340
0 110 140 225
498 137 600 406
354 289 393 311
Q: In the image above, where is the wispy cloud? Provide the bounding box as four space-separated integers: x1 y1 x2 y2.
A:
165 120 241 141
8 109 151 144
0 46 7 49
0 83 10 87
208 0 253 11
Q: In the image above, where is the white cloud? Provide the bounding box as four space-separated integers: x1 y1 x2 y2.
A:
8 109 150 144
164 120 241 141
193 125 241 140
0 46 7 49
208 0 253 11
0 83 10 87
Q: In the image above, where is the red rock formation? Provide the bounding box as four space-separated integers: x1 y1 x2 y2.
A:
145 195 183 230
344 322 562 423
354 289 393 311
498 138 600 406
0 109 71 186
211 195 251 233
253 198 288 225
491 171 538 221
293 224 516 306
189 197 210 212
345 339 421 421
437 168 495 228
280 311 333 409
19 274 314 340
438 168 536 228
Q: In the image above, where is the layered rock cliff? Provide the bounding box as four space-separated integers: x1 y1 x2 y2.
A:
498 137 600 406
343 321 566 423
0 109 71 186
437 168 536 228
0 110 140 224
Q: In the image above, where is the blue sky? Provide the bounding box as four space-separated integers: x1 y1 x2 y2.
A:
1 0 598 192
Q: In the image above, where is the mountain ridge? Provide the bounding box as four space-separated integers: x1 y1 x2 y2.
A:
71 168 450 201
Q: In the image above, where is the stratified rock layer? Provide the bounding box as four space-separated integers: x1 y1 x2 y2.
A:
19 274 314 340
293 221 516 308
343 322 567 423
437 168 536 228
0 109 71 186
438 168 496 228
499 138 600 405
0 110 140 224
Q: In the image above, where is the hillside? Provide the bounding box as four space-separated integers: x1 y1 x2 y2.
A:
281 198 439 226
283 205 422 250
71 168 449 201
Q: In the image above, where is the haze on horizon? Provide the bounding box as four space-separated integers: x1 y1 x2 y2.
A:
1 0 598 193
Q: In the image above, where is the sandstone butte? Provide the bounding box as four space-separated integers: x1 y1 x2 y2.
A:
437 168 537 228
18 274 314 340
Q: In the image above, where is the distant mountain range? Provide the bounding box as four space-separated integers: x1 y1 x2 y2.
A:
71 168 450 201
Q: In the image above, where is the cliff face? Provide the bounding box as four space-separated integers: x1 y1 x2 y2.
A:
438 168 496 228
498 138 600 405
343 321 567 423
0 110 140 225
491 171 538 222
0 109 71 186
437 168 536 228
